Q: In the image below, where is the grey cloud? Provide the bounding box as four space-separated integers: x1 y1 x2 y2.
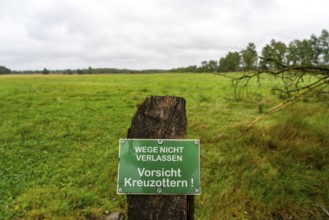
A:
0 0 328 70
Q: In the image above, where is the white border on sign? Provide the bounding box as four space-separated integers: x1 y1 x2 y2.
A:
116 138 201 195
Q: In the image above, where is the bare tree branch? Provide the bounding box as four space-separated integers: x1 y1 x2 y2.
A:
239 78 328 137
224 57 329 137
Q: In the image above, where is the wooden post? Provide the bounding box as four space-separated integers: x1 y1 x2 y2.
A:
126 96 194 220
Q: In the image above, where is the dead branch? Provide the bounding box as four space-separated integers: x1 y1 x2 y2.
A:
239 78 328 137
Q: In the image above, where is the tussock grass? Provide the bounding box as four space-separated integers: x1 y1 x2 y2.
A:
0 73 328 219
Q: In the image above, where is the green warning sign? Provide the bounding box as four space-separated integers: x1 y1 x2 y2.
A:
117 139 201 195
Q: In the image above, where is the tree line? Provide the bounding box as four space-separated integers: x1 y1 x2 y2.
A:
1 29 328 75
0 67 167 75
0 66 11 74
170 29 329 73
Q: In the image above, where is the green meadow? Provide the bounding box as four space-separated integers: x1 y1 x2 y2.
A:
0 73 328 219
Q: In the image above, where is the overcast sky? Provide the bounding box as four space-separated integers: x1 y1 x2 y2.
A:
0 0 328 70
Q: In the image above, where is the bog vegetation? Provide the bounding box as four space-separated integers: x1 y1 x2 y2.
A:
0 73 328 219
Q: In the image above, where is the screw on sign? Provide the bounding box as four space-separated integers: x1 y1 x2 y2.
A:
157 188 163 194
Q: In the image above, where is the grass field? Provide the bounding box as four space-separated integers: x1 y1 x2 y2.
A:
0 73 328 219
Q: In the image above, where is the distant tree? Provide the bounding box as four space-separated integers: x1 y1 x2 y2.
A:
63 69 73 75
88 66 93 74
270 40 288 68
218 52 241 72
172 65 197 73
309 34 322 66
288 39 315 66
200 60 208 72
318 29 329 65
260 40 287 71
299 39 314 66
240 42 258 71
260 44 274 70
0 66 11 74
185 65 197 72
208 60 218 72
77 69 84 74
218 57 228 72
287 40 300 66
42 68 49 75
